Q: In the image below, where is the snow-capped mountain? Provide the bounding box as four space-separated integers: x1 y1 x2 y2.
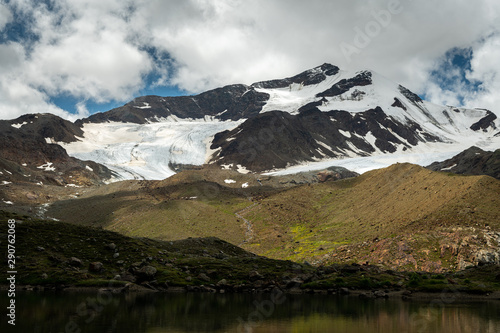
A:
2 63 499 182
210 65 499 172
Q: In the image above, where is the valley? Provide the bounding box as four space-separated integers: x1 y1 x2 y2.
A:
2 162 499 275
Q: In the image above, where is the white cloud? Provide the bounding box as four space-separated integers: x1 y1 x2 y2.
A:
464 34 500 111
0 2 12 30
138 0 500 113
1 0 500 120
0 0 152 120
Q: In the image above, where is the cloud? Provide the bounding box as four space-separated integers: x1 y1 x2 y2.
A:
463 34 500 111
0 0 152 120
138 0 500 115
1 0 500 120
0 2 12 30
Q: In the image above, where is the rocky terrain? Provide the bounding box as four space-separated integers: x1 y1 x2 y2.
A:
0 114 115 186
2 163 498 275
1 211 499 296
427 146 500 179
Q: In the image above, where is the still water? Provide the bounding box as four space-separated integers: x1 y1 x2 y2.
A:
3 291 500 333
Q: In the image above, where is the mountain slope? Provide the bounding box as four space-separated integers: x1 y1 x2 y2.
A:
0 114 114 186
427 146 500 179
41 164 500 272
209 67 498 172
241 164 500 271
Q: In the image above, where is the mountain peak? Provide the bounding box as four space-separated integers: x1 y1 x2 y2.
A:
251 63 340 89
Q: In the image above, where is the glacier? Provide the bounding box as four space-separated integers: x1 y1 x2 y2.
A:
61 117 244 180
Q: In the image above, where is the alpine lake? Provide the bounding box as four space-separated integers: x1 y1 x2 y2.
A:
3 290 500 333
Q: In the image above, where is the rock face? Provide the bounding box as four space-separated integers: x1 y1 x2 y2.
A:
325 229 500 273
0 114 114 186
209 108 439 172
79 84 270 124
252 63 339 89
427 146 500 180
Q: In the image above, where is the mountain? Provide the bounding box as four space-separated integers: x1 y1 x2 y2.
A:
427 146 500 179
1 63 499 181
209 68 498 172
0 114 114 186
68 63 499 179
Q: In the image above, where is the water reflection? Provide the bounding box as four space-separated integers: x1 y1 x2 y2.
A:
3 291 500 332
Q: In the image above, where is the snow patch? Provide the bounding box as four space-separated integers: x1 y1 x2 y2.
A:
11 122 27 129
224 179 236 184
242 182 249 188
236 164 250 174
2 200 13 205
364 131 379 151
85 165 94 172
339 130 352 138
37 162 55 172
441 164 457 171
315 140 333 153
134 102 152 109
1 181 12 185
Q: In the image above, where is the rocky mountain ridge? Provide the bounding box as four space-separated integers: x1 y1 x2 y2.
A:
427 146 500 179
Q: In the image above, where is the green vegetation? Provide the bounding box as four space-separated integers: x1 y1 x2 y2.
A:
2 163 499 294
1 210 499 296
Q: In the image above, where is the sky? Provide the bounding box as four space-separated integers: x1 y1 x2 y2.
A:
0 0 499 121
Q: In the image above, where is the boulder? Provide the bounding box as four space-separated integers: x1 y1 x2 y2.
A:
89 262 103 273
69 257 83 267
198 273 211 282
136 265 157 280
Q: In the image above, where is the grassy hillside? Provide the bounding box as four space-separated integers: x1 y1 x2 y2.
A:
1 210 499 295
242 163 500 270
39 163 500 272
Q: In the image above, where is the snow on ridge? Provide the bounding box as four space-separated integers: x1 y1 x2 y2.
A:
134 102 152 109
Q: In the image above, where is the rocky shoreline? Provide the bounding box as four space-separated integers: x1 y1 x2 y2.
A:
4 283 500 303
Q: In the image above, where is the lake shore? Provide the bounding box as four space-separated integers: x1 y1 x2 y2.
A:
4 284 500 302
